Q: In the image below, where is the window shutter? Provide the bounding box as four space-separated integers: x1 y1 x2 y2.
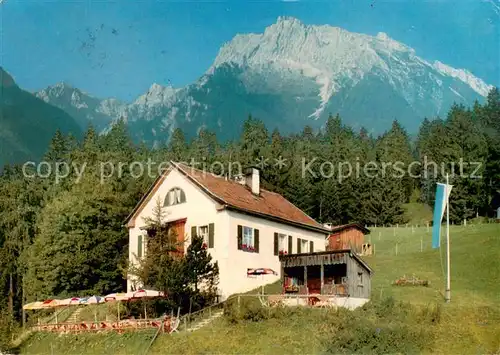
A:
191 226 197 239
274 233 279 256
297 238 301 254
138 234 143 258
237 225 243 250
310 241 314 253
288 236 293 254
254 229 260 253
208 223 215 248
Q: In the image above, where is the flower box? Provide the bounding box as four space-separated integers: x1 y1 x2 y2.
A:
284 285 299 292
241 244 257 253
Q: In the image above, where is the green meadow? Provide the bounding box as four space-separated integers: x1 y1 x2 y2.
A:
19 224 500 355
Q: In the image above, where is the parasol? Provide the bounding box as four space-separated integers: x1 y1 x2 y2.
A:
104 293 130 302
78 295 103 305
247 268 278 276
78 296 103 323
129 289 166 319
104 293 131 321
130 289 165 299
40 299 61 309
22 301 44 310
247 268 278 294
57 297 81 307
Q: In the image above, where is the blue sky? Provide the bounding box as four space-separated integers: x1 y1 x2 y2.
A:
1 0 499 101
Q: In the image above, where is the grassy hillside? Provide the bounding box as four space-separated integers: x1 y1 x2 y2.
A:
18 224 500 354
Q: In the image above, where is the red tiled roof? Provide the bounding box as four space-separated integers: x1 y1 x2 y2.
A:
173 162 327 233
125 162 328 233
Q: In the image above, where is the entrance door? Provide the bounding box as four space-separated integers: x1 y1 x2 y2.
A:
170 218 186 255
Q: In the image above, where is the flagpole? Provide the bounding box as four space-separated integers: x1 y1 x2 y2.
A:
445 174 451 303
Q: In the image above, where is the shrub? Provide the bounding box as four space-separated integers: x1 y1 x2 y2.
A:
327 320 429 354
0 311 18 353
322 297 434 354
223 297 268 324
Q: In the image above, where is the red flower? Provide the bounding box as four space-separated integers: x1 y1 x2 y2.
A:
202 243 208 249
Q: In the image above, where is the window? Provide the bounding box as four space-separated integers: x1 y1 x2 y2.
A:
238 225 259 253
243 226 254 248
279 233 288 254
137 234 143 258
274 233 289 256
358 272 363 285
301 239 308 253
164 187 186 206
198 225 209 246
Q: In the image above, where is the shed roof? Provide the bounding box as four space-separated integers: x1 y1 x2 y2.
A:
327 223 370 235
279 249 373 274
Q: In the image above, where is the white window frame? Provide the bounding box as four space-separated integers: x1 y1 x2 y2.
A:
278 233 288 253
301 239 308 253
165 187 186 206
243 226 254 248
198 225 209 246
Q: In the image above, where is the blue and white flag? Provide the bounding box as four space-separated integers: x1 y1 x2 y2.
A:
432 182 453 249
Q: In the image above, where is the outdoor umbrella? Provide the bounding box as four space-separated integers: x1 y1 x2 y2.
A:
104 293 131 321
130 289 165 299
247 268 278 276
78 296 103 322
58 297 81 307
129 289 166 319
78 295 103 305
22 301 44 310
40 299 61 309
40 299 62 323
247 268 278 294
104 293 130 302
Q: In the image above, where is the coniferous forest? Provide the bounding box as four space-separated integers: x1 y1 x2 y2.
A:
0 88 499 343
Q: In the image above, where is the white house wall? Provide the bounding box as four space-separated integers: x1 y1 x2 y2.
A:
127 168 329 300
127 169 224 292
222 210 327 298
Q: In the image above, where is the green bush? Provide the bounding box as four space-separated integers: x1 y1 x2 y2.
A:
324 318 430 354
0 311 18 353
322 297 435 354
223 297 268 324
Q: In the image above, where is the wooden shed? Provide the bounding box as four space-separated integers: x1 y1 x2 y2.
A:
279 249 372 299
326 223 370 254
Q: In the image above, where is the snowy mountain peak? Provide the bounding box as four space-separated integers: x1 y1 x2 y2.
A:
211 16 491 119
36 17 494 145
133 83 178 107
432 60 493 97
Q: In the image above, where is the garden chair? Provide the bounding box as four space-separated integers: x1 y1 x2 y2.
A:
268 295 285 307
169 317 180 333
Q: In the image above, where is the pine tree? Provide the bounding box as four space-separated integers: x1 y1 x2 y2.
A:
168 128 188 162
239 116 269 166
184 235 219 293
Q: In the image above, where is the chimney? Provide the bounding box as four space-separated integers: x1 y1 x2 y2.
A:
244 167 260 195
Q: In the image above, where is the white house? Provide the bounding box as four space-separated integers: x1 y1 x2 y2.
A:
125 161 329 299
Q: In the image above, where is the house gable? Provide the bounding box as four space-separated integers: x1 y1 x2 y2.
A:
129 168 219 230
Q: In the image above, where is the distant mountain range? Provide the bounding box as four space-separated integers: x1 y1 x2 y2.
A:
1 17 494 166
0 68 82 168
